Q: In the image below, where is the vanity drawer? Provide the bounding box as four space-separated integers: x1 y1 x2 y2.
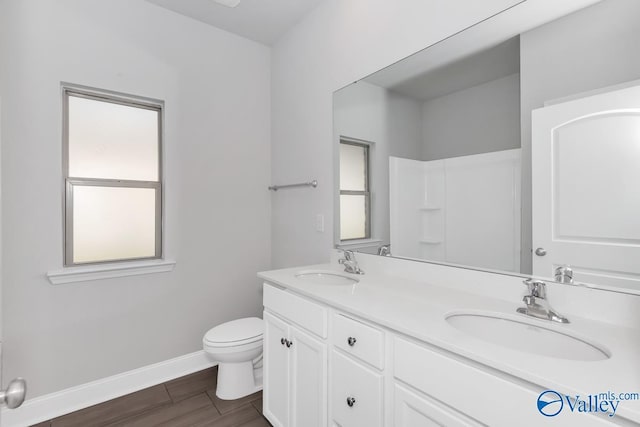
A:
263 283 327 338
333 313 384 370
394 384 483 427
331 350 383 427
393 338 614 427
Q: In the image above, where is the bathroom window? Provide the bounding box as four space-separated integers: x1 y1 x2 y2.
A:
339 138 370 241
63 85 163 266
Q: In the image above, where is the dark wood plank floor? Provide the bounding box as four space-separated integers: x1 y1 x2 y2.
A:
32 367 270 427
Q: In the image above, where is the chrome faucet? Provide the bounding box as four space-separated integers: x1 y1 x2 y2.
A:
516 279 569 324
339 250 364 275
554 265 574 284
377 245 391 256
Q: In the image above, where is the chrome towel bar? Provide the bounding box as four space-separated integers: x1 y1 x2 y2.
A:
268 180 318 191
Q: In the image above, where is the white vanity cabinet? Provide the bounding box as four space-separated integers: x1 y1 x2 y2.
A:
263 285 328 427
262 281 626 427
393 337 618 427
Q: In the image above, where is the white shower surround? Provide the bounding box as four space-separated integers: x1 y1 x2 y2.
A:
390 149 521 272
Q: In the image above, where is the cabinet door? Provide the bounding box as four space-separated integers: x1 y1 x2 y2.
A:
331 350 383 427
290 325 327 427
264 312 290 427
394 384 482 427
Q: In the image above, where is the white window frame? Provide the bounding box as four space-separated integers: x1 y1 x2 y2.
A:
62 84 164 267
339 137 371 241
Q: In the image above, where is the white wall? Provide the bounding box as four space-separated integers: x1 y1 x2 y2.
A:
519 0 640 274
333 82 421 249
271 0 523 268
0 0 271 398
421 73 520 160
388 91 424 161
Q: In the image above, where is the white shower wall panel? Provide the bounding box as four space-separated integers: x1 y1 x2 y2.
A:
444 149 521 272
389 157 425 260
389 149 520 272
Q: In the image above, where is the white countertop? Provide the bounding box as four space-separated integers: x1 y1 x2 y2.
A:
258 261 640 423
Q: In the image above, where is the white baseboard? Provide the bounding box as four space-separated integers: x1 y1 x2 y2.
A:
1 350 216 427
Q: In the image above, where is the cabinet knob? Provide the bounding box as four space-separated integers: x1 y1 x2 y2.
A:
535 247 547 256
347 337 357 346
286 339 293 348
346 396 356 407
280 338 286 346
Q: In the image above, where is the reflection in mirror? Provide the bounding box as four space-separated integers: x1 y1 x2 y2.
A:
339 138 371 241
333 0 640 294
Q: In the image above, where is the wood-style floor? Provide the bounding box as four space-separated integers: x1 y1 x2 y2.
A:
31 367 270 427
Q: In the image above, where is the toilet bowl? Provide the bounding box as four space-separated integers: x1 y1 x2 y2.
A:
203 317 264 400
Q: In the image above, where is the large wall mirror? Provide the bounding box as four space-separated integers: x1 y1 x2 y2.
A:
333 0 640 294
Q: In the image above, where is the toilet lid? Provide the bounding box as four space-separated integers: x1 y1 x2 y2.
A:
204 317 264 344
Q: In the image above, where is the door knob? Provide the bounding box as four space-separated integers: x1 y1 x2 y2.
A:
346 396 356 407
347 337 357 346
535 247 547 256
281 338 286 346
0 378 27 409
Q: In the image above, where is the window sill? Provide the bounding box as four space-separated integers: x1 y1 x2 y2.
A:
336 239 383 250
47 259 176 285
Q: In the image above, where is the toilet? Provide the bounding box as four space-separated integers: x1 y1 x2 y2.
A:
202 317 264 400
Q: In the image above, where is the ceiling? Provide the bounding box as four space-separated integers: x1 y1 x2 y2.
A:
371 37 520 102
145 0 326 45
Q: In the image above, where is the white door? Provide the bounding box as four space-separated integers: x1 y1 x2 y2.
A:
263 312 290 427
0 99 27 421
532 83 640 291
289 325 326 427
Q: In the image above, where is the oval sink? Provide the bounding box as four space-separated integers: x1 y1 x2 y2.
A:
446 312 609 361
295 270 359 285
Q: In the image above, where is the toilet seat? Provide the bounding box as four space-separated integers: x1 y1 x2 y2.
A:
204 317 263 348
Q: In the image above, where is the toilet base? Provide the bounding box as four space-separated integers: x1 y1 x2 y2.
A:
216 362 263 400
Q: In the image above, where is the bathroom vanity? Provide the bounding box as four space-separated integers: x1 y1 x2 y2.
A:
260 1 640 425
259 252 640 427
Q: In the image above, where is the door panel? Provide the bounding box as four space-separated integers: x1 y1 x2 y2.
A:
551 114 640 243
331 350 383 427
394 384 482 427
290 325 327 427
532 83 640 291
263 312 290 427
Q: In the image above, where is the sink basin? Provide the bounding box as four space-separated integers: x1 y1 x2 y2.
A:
295 270 359 285
446 312 609 361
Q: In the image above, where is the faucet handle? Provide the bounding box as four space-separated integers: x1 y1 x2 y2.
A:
523 278 547 298
377 245 391 256
554 265 574 284
342 250 355 261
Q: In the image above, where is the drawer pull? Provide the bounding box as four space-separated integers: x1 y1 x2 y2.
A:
280 338 286 346
346 396 356 407
347 337 357 346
